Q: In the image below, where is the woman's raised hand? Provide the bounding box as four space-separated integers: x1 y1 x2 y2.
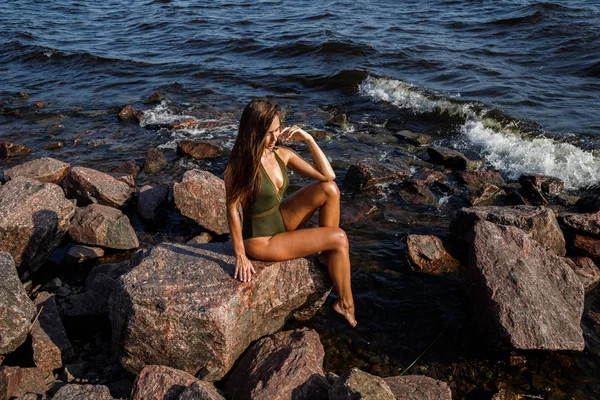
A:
234 253 256 283
280 125 311 143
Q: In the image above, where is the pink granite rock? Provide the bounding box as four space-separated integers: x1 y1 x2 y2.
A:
0 178 76 271
63 166 135 208
131 365 223 400
4 157 70 184
405 235 460 274
0 142 30 158
0 367 47 400
558 212 600 237
384 375 452 400
225 329 329 400
177 140 223 160
52 384 114 400
329 368 394 400
563 257 600 292
110 242 332 381
69 204 139 250
344 160 410 193
173 170 228 235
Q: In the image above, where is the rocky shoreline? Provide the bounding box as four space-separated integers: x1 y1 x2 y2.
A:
1 97 600 399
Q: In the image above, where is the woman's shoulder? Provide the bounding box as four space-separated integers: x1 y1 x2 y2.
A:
274 146 299 163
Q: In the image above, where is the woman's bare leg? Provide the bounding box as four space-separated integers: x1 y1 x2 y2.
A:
245 227 356 327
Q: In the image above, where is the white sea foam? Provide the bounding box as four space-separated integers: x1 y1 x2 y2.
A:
360 76 600 189
139 101 194 127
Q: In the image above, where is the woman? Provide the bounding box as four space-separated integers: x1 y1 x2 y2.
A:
224 98 357 327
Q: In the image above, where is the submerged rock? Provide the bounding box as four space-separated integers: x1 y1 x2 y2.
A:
225 329 329 400
177 140 223 160
344 160 410 193
131 365 223 400
69 204 139 250
329 368 395 400
468 221 584 351
118 105 142 122
395 130 432 146
142 148 167 175
4 157 70 184
0 252 36 354
427 147 481 171
408 168 444 186
0 142 30 158
452 205 566 257
404 235 460 274
173 169 228 235
384 375 452 400
340 201 377 225
109 242 332 380
399 183 438 205
63 166 135 208
0 178 75 271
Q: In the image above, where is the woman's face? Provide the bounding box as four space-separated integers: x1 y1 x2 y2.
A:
264 115 282 151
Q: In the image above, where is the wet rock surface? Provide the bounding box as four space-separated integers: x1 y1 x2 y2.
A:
399 183 438 205
4 157 71 184
404 235 460 274
225 328 329 400
173 169 228 235
384 375 452 400
0 142 30 158
0 178 76 271
394 130 432 146
344 160 410 193
468 221 584 350
109 241 332 381
177 140 223 160
427 147 481 171
63 166 135 208
0 252 35 354
69 204 139 250
141 148 167 175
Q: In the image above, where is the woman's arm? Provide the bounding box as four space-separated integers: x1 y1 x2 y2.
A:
279 125 335 182
224 170 255 282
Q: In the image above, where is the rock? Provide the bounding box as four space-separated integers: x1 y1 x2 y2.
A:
326 114 350 129
427 147 481 171
142 148 167 175
394 130 432 146
112 160 139 176
224 329 329 400
340 201 377 225
344 160 410 193
16 91 30 98
43 141 65 150
0 367 47 400
179 382 225 400
33 101 47 109
63 166 135 208
384 375 452 400
145 91 162 104
31 292 75 372
62 361 90 382
452 206 566 256
0 178 76 270
41 277 62 292
468 184 505 206
187 232 212 244
131 365 223 400
109 242 332 380
52 384 114 400
308 130 332 141
329 368 395 400
85 260 132 290
492 389 521 400
408 168 444 186
69 204 139 250
61 273 117 317
169 118 198 130
4 158 70 184
558 212 600 237
404 235 460 274
399 183 438 205
118 105 141 122
456 170 505 190
519 174 564 198
177 140 223 160
563 257 600 292
0 142 30 158
575 193 600 213
0 252 36 354
173 170 228 235
568 234 600 259
65 245 104 264
468 221 584 350
110 172 136 189
137 184 169 222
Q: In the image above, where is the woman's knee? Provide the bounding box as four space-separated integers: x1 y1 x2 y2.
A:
331 227 349 249
320 181 340 200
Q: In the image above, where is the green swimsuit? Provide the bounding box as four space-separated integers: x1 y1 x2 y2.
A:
242 150 289 239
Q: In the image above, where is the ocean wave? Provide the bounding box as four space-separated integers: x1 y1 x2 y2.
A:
359 75 600 189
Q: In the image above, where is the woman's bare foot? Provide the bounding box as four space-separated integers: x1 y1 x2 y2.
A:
334 300 357 328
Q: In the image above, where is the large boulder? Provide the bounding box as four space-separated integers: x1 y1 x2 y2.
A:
384 375 452 400
452 206 566 256
31 292 74 372
69 204 139 250
404 235 460 274
173 170 228 235
344 160 410 193
63 166 135 208
329 368 395 400
0 252 35 354
0 178 76 270
131 365 223 400
563 257 600 292
52 384 114 400
224 329 329 400
0 367 47 400
4 157 70 184
558 212 600 237
468 221 584 350
109 242 332 381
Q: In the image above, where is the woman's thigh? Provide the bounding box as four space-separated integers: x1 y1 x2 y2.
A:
245 226 347 262
279 182 326 231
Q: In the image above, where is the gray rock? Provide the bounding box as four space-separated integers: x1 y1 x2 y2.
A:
142 148 167 174
69 204 139 250
4 157 70 184
52 384 114 400
85 261 132 291
468 221 584 350
384 375 452 400
0 252 36 354
329 368 395 400
0 178 75 271
60 274 116 317
63 166 135 208
137 184 169 221
225 329 329 400
110 242 332 381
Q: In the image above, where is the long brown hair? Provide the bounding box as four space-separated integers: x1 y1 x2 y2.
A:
226 98 280 208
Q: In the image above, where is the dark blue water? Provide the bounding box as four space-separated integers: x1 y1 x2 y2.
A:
2 1 600 398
